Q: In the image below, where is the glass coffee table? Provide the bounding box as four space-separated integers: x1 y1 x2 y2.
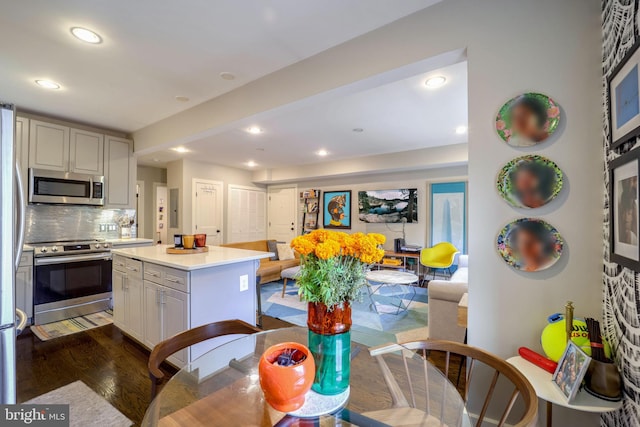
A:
365 270 419 315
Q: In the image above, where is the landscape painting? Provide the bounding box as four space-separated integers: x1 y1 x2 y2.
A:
358 189 418 223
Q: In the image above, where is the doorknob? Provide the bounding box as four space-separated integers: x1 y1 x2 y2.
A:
216 230 220 233
291 228 294 231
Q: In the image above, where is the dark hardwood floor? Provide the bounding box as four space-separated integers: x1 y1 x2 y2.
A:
16 316 464 426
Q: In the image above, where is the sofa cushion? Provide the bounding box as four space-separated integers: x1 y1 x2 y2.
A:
266 240 279 260
276 243 295 260
258 262 282 277
450 267 468 283
428 281 468 303
277 258 300 270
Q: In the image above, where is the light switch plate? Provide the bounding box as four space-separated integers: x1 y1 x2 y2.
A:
239 275 249 292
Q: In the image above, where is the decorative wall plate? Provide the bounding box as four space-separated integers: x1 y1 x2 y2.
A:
497 218 564 272
497 155 564 208
496 93 560 147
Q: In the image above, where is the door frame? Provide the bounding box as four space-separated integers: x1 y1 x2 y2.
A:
191 178 224 243
267 184 298 241
153 182 168 244
136 180 145 239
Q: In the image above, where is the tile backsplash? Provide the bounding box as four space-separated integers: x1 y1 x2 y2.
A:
25 205 136 243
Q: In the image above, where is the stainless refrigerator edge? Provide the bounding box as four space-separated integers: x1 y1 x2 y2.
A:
0 102 26 404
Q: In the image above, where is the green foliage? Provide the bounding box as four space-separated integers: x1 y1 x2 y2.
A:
296 254 367 308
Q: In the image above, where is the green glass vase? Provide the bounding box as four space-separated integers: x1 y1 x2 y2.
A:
307 302 351 395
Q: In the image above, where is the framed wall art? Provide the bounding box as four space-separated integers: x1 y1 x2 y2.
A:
430 182 467 253
609 41 640 149
497 218 564 272
323 190 352 229
358 189 418 223
495 92 560 147
497 155 564 208
609 148 640 269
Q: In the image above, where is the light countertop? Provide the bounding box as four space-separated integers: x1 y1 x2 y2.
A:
112 244 273 271
23 245 34 252
107 238 155 246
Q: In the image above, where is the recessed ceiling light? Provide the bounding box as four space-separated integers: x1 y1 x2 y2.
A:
70 27 102 44
455 126 467 135
152 158 160 162
424 76 447 89
247 160 257 167
175 96 190 102
317 149 329 157
35 80 61 89
256 148 265 152
172 147 189 153
352 128 364 133
247 126 263 135
220 72 236 81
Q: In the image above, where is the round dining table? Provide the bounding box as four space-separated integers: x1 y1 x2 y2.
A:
142 327 471 427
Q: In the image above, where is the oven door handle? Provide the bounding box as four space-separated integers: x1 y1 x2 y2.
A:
35 253 112 266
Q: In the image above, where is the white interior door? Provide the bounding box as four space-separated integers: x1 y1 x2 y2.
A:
228 185 267 243
267 187 297 243
193 179 223 245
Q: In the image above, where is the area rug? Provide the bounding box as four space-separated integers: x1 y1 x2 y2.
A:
261 280 428 347
25 380 132 427
30 310 113 341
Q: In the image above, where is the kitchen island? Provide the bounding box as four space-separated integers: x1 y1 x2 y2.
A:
111 245 272 367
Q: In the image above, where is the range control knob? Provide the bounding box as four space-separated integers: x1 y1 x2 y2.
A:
41 247 47 253
95 243 102 249
51 246 58 252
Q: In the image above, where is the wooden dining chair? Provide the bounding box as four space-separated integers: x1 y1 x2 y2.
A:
368 340 538 427
148 319 262 399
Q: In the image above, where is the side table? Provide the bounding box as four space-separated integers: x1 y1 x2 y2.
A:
507 356 622 427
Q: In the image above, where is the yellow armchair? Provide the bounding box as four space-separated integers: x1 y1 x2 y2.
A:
420 242 460 281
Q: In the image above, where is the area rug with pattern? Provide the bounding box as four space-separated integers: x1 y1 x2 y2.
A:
25 380 132 427
30 309 114 341
261 280 428 347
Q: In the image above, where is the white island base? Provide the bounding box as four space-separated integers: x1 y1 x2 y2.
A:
111 245 272 367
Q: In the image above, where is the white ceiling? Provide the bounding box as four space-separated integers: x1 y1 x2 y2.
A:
137 61 469 169
0 0 440 132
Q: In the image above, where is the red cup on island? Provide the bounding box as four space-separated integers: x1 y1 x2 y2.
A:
194 234 207 247
259 342 315 412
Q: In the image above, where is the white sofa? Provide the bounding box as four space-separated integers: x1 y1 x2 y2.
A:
427 255 468 343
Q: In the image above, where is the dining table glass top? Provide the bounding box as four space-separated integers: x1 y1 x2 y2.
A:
142 327 471 427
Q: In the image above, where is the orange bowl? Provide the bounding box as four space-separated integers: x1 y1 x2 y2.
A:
258 342 315 412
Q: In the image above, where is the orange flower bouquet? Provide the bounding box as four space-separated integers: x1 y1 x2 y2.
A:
290 230 386 309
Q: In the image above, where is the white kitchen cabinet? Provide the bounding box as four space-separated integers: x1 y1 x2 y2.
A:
104 136 136 209
112 270 126 327
142 279 189 366
112 256 144 341
15 251 33 322
126 275 144 341
143 280 163 349
162 287 189 365
70 128 103 175
15 117 29 201
29 120 70 172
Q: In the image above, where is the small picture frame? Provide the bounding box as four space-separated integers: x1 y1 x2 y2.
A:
323 190 352 229
609 40 640 149
552 341 591 403
609 148 640 270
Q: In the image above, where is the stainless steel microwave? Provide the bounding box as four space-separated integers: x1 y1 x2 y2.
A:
29 168 104 206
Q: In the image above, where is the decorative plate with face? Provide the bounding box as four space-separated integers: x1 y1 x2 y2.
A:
496 93 560 147
497 155 564 208
497 218 564 272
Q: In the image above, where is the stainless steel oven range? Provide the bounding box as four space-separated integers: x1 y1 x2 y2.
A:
32 239 112 324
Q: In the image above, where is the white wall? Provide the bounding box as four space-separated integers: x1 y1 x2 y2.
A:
166 158 264 242
135 1 603 424
284 166 468 250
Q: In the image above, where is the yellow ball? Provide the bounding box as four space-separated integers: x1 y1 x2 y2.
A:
541 318 610 362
